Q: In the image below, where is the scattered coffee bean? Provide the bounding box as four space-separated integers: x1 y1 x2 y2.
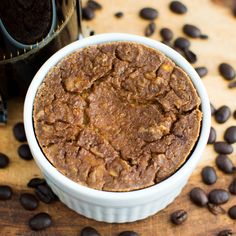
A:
228 206 236 219
216 155 234 174
201 166 217 185
145 22 156 37
0 153 9 168
217 229 233 236
207 203 226 215
228 80 236 88
183 24 205 38
80 226 101 236
160 28 173 41
13 122 26 142
29 212 52 231
189 187 208 206
0 185 12 200
115 11 124 18
82 7 95 20
170 209 188 225
35 185 58 204
233 5 236 17
208 127 217 144
214 142 233 155
229 178 236 195
118 231 139 236
139 7 158 20
234 110 236 119
224 126 236 144
87 0 102 10
184 49 197 64
169 1 187 14
208 189 229 205
18 144 33 160
27 178 46 188
20 193 39 211
215 105 231 123
89 30 95 36
174 37 190 50
195 66 208 78
211 103 216 116
219 63 236 81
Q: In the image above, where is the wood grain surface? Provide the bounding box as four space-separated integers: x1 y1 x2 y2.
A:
1 0 236 235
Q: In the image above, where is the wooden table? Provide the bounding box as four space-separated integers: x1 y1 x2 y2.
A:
1 0 236 235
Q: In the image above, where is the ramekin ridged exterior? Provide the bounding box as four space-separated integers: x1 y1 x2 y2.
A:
24 33 211 223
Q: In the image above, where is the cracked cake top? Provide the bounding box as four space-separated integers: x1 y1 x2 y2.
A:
33 42 202 192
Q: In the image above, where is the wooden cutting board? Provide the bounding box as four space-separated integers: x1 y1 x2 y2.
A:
0 0 236 235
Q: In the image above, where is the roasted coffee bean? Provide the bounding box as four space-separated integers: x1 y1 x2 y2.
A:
224 126 236 144
174 37 190 50
118 231 139 236
89 30 95 36
228 206 236 219
215 105 231 124
20 193 38 211
183 24 202 38
82 7 95 20
208 189 229 205
170 209 188 225
169 1 187 14
228 80 236 88
216 155 234 174
160 28 173 41
218 229 233 236
27 178 46 188
195 66 208 78
80 226 101 236
0 185 12 200
18 144 33 160
214 142 233 155
208 127 217 144
35 185 57 204
145 22 156 37
115 12 124 18
189 187 208 206
201 166 217 185
13 122 26 142
87 0 102 10
139 7 158 20
29 212 52 231
229 178 236 195
219 63 236 81
184 49 197 64
234 110 236 119
211 103 216 116
207 203 226 215
0 153 9 168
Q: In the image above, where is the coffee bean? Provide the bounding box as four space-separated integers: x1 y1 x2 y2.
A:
199 34 209 39
208 127 217 144
0 153 9 168
20 193 38 211
214 142 233 155
18 144 33 160
29 212 52 231
114 12 124 18
82 7 95 20
208 189 229 205
145 22 156 37
215 105 231 123
211 103 216 116
233 5 236 17
207 203 226 215
195 66 208 78
170 209 188 225
228 206 236 219
218 229 233 236
184 49 197 64
219 63 236 81
174 37 190 50
80 226 101 236
229 178 236 195
216 155 234 174
13 122 26 142
89 30 95 36
139 7 158 20
0 185 12 200
234 110 236 119
228 80 236 88
87 0 102 10
201 166 217 185
183 24 202 38
27 178 46 188
160 28 173 41
35 185 57 204
224 126 236 144
189 187 208 206
118 231 139 236
169 1 187 14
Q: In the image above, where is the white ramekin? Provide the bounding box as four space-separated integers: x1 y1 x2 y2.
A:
24 33 211 223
